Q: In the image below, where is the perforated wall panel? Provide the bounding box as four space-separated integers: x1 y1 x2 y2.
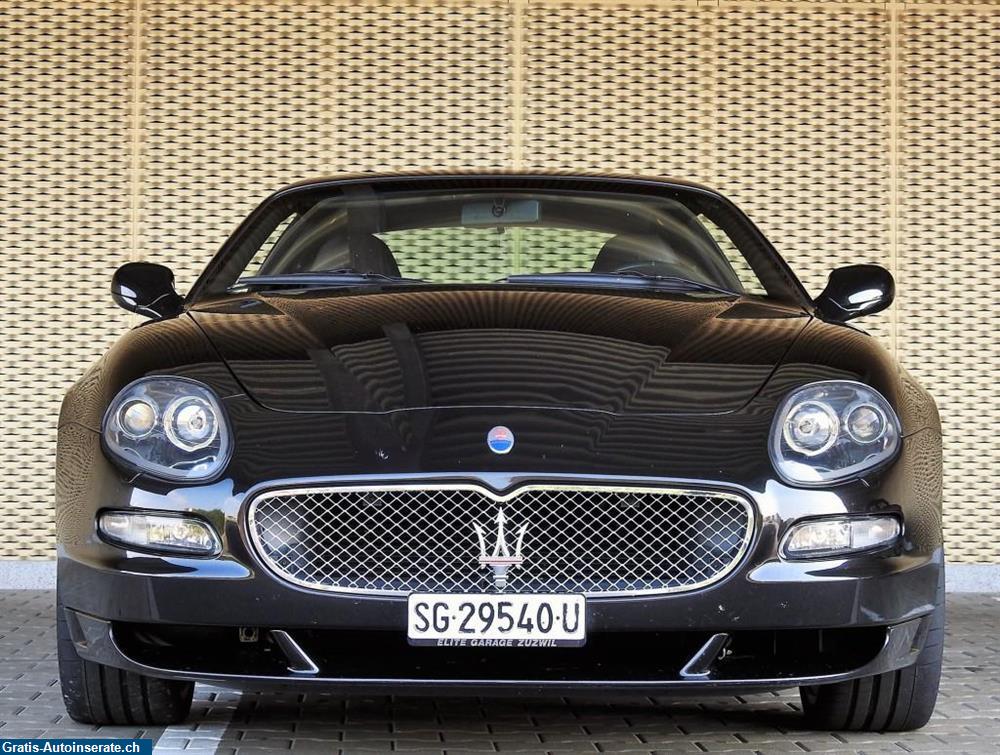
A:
0 1 134 557
896 3 1000 562
709 2 894 346
1 0 996 561
329 1 513 174
141 0 332 290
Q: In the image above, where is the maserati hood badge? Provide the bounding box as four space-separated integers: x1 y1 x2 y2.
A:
473 507 528 591
487 425 514 454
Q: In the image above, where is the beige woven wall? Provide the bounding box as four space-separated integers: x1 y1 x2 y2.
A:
0 0 996 561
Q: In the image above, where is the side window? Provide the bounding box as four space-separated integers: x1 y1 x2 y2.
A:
243 213 298 277
697 215 767 295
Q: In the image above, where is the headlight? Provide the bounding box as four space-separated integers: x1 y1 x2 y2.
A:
103 377 231 481
98 510 221 556
782 515 901 559
770 380 900 485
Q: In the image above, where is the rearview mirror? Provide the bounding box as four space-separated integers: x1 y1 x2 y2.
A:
111 262 183 319
814 264 894 323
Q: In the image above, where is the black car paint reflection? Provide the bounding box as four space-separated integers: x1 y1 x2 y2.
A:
55 173 943 731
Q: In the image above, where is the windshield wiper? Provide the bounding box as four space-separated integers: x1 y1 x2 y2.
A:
233 270 427 290
503 271 739 296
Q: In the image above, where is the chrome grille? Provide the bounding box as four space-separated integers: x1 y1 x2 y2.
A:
247 484 754 596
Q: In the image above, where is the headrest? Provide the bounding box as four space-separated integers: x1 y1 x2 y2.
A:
313 233 401 278
591 234 680 274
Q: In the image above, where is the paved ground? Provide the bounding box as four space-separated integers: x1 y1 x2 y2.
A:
1 591 999 754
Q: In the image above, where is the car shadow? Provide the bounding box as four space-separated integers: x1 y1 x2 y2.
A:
197 688 813 735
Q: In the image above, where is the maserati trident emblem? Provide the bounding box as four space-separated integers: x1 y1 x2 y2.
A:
473 507 528 591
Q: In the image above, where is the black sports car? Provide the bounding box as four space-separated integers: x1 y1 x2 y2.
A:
56 173 943 731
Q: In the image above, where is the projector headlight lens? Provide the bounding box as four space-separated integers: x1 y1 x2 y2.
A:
782 515 901 559
770 381 901 486
783 401 839 456
118 399 157 439
846 403 887 443
97 510 221 557
165 396 219 451
103 377 231 481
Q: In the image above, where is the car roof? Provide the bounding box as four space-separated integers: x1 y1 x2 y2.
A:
273 170 726 199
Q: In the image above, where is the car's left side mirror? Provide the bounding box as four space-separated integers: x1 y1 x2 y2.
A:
814 264 894 323
111 262 183 319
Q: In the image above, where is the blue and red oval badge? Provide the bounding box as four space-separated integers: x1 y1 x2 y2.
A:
487 425 514 455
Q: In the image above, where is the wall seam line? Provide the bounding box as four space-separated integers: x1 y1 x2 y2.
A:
510 0 526 170
325 4 336 171
887 0 901 358
128 0 145 263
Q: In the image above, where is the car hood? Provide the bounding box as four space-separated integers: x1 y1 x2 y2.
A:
189 288 809 415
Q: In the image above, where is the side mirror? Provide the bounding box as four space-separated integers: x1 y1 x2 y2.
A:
814 264 894 323
111 262 183 319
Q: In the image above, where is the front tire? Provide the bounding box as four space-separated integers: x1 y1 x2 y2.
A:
799 568 945 732
57 593 194 725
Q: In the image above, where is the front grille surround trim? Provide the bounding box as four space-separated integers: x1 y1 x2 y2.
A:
246 482 756 597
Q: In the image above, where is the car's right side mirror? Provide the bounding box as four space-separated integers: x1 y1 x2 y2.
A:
814 264 894 323
111 262 183 319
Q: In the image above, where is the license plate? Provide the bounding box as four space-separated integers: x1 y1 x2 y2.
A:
407 593 586 647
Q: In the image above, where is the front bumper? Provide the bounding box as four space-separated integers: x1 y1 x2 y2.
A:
64 605 934 695
58 526 943 694
59 542 940 631
56 409 945 694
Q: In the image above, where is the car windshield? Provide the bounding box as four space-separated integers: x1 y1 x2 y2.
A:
203 184 776 297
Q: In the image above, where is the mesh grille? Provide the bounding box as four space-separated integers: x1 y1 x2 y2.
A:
248 485 753 596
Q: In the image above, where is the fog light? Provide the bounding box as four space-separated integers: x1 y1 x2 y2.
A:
98 511 221 556
782 515 900 559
